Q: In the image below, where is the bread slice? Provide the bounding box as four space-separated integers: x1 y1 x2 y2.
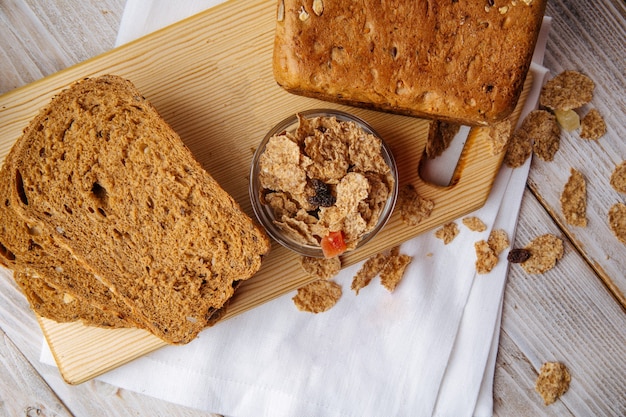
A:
0 166 137 328
5 75 271 344
273 0 546 126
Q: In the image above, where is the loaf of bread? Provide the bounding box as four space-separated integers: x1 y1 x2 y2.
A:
273 0 547 126
1 75 270 344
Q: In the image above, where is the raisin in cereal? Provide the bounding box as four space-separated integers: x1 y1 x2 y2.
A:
580 109 606 140
520 234 564 274
435 222 459 244
300 256 341 280
535 362 571 406
560 168 587 227
540 70 595 111
258 114 395 256
398 183 435 226
293 280 342 313
609 160 626 194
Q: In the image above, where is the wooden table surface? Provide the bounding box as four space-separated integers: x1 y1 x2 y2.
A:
0 1 624 416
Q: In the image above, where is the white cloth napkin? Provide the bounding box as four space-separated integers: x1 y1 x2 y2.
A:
41 3 551 416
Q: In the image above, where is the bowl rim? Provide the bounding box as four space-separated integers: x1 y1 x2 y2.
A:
249 108 398 258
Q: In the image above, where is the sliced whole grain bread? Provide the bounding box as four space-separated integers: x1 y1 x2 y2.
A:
5 75 270 344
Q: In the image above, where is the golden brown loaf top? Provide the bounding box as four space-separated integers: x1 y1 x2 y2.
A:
4 75 271 344
273 0 547 126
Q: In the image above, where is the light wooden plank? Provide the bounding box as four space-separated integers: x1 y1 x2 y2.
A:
0 0 533 384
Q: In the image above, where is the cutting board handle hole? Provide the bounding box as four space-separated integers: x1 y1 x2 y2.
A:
418 125 470 187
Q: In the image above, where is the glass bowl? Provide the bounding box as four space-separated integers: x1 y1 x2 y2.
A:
249 109 398 258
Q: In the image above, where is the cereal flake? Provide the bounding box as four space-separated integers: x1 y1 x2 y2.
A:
521 234 564 274
540 70 595 111
398 184 435 226
608 202 626 245
463 216 487 232
425 120 460 159
504 127 532 168
300 256 341 280
526 110 561 162
475 240 498 274
292 280 342 313
435 222 459 244
535 362 571 406
580 109 606 140
560 168 587 227
351 252 389 294
380 254 413 292
610 160 626 194
488 229 510 255
485 118 513 155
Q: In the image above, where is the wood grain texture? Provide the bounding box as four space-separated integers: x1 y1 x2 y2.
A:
0 0 531 384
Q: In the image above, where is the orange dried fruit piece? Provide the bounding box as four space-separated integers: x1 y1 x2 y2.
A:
320 230 347 258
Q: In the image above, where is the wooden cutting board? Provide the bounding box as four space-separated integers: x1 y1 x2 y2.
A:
0 0 533 384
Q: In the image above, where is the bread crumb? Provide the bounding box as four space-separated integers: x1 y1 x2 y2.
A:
488 229 510 255
540 70 595 111
485 118 513 155
527 110 561 162
426 120 461 159
535 362 571 405
380 254 413 292
609 160 626 194
560 168 587 227
435 222 459 244
462 216 487 232
580 109 606 140
521 234 564 274
300 256 341 280
608 203 626 245
351 253 388 294
398 184 435 226
504 125 533 168
475 240 498 274
293 280 342 313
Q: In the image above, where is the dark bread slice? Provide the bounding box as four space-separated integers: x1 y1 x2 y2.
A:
0 165 137 328
7 75 270 344
273 0 547 126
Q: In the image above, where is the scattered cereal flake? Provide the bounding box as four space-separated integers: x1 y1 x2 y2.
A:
435 222 459 244
488 229 510 255
380 254 413 292
351 252 389 294
535 362 571 406
540 70 595 111
560 168 587 227
504 127 532 168
475 240 498 274
425 120 461 159
521 234 564 274
525 110 561 162
398 184 435 226
300 256 341 280
609 160 626 194
485 118 513 155
292 280 342 313
608 202 626 245
580 108 606 140
463 216 487 232
507 248 531 263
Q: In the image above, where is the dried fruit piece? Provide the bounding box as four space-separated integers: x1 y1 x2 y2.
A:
308 179 336 208
608 202 626 245
351 252 388 294
300 256 341 280
554 109 580 132
320 230 347 258
398 184 435 226
560 168 587 227
540 70 595 111
520 234 564 274
535 362 571 406
609 160 626 194
507 248 531 263
580 109 606 140
475 240 498 274
435 222 459 244
293 280 342 313
462 216 487 232
379 254 412 292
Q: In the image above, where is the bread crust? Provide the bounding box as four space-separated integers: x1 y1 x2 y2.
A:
273 0 547 126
